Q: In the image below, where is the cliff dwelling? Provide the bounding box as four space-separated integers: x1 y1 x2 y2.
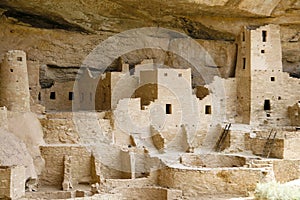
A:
0 1 300 200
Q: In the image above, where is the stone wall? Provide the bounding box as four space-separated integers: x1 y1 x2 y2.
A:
224 129 246 153
288 103 300 126
97 72 111 111
273 159 300 183
96 146 161 180
104 175 157 191
96 71 138 111
24 192 121 200
235 24 300 126
156 68 195 129
25 191 73 199
27 60 41 108
113 187 182 200
0 165 26 199
243 130 300 159
244 133 284 158
40 112 113 145
235 25 251 124
114 98 150 137
110 72 139 110
201 77 237 149
24 187 181 200
0 166 12 199
208 77 238 124
39 145 92 186
0 50 30 112
135 69 158 107
151 126 166 150
41 81 75 111
180 154 246 168
158 167 264 198
39 111 161 183
39 116 79 144
114 75 202 150
283 138 300 159
0 106 8 129
250 71 300 127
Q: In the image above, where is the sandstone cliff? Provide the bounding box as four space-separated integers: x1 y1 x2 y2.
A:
0 0 299 82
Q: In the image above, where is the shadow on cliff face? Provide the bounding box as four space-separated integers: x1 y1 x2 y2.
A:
0 6 91 33
177 17 235 41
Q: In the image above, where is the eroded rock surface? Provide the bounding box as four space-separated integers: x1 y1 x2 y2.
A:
0 0 299 83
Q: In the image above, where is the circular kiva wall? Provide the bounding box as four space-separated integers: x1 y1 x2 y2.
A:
180 153 247 168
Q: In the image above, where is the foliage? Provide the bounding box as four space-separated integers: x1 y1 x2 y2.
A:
255 181 300 200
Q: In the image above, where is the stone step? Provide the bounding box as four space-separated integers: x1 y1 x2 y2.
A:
246 159 274 169
250 159 273 165
251 163 272 168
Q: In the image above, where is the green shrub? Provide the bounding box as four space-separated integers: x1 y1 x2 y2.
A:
255 181 300 200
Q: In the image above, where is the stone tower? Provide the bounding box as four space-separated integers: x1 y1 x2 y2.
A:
235 24 283 125
0 50 30 112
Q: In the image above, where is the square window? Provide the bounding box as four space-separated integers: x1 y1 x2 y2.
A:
261 50 265 53
50 92 56 100
17 57 22 61
164 73 168 77
271 77 275 81
178 73 182 77
166 104 172 114
69 92 74 100
264 99 271 110
205 105 211 114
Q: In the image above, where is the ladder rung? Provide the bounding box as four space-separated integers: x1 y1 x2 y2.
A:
215 123 231 151
262 129 277 158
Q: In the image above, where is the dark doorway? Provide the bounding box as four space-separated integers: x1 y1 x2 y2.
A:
50 92 56 100
205 105 212 114
69 92 74 100
264 99 271 110
262 31 267 42
166 104 172 114
38 92 41 101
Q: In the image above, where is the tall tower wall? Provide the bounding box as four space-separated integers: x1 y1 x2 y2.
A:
0 50 30 112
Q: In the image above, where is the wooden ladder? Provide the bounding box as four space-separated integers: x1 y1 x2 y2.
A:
215 123 231 152
262 129 277 158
